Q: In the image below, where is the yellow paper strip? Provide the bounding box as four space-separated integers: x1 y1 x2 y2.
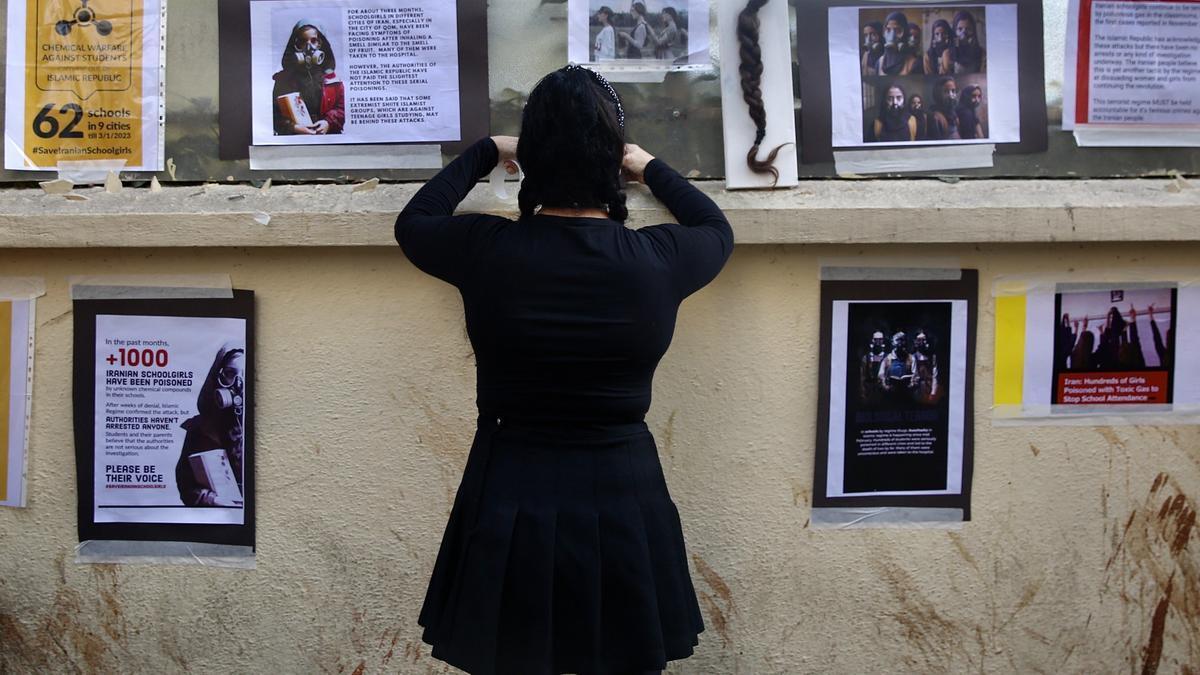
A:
0 301 12 502
993 295 1026 407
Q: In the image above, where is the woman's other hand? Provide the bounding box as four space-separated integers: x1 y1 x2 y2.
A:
492 135 519 174
622 144 655 182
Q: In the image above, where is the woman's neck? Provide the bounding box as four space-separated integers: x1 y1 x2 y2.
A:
539 206 609 219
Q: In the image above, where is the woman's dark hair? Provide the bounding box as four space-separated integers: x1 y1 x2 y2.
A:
517 67 627 222
597 5 613 20
737 0 787 183
662 7 679 22
631 2 646 17
877 82 905 117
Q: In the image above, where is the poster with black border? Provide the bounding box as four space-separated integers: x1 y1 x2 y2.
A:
218 0 489 160
796 0 1047 164
813 272 977 521
73 291 255 550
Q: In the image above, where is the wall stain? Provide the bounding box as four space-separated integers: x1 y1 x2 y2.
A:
691 554 737 648
350 660 366 675
1029 443 1041 457
661 410 677 462
948 532 979 573
875 563 965 670
0 579 126 673
1103 472 1200 672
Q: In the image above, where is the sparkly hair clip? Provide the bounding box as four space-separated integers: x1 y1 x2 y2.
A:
565 63 625 129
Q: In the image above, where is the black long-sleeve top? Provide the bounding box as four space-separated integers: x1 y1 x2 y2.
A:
395 138 733 424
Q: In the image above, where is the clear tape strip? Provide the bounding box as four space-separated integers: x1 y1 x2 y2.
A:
834 144 995 176
69 275 233 300
992 271 1200 297
992 403 1200 427
56 160 128 185
810 507 965 529
248 143 442 170
819 262 963 281
0 277 46 300
75 540 255 569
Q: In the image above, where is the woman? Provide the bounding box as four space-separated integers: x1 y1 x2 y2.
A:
654 7 681 60
924 19 954 76
875 11 917 76
909 93 928 140
395 66 731 674
619 2 653 59
873 83 916 142
271 20 344 135
594 6 616 60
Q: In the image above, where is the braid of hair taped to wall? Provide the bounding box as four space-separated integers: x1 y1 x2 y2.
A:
737 0 787 184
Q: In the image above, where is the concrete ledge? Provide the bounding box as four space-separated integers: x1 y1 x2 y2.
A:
0 178 1196 247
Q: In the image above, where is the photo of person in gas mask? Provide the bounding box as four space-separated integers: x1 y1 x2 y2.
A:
951 9 985 73
272 19 345 136
861 21 883 75
928 76 961 140
878 331 916 403
924 18 954 76
911 330 941 404
175 343 246 507
875 11 918 76
860 330 889 404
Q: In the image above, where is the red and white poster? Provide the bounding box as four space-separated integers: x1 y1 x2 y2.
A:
1064 0 1200 144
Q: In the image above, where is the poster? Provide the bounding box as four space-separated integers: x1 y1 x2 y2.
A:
813 272 977 522
994 278 1200 422
1063 0 1200 145
1 299 35 509
3 0 165 171
567 0 711 72
250 0 461 146
73 292 255 548
828 4 1019 147
796 0 1046 165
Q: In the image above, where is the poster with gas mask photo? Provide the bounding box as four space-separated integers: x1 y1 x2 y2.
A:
813 273 977 520
249 0 461 146
73 292 254 548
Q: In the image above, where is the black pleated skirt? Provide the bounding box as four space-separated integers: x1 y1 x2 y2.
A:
418 416 704 675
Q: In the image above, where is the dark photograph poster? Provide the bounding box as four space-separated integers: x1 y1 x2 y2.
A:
1051 286 1177 406
814 274 977 518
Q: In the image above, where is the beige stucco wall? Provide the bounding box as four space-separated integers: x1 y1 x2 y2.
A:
0 240 1197 674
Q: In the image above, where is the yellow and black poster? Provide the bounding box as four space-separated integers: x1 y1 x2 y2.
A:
4 0 164 171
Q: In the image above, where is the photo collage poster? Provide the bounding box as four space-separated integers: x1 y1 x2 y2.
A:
814 271 978 521
73 292 255 549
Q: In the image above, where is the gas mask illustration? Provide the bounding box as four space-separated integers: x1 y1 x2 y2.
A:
55 0 113 36
214 355 245 417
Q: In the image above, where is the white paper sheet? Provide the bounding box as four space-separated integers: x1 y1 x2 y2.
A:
250 0 461 146
93 314 247 525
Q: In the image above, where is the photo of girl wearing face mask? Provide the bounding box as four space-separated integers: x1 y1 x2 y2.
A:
272 19 345 136
175 343 246 508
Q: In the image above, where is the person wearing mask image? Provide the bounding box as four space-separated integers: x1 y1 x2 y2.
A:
873 83 916 142
909 93 929 140
861 21 883 75
928 76 960 140
912 330 940 404
861 330 889 404
957 84 984 139
906 22 925 75
1147 304 1172 369
952 10 985 74
272 20 344 135
924 19 954 76
175 343 246 507
594 5 616 60
879 331 916 399
876 11 918 76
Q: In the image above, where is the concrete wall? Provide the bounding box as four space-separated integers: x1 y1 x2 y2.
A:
0 241 1197 674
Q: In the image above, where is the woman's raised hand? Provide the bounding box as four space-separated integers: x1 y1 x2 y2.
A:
491 135 519 174
622 144 655 183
